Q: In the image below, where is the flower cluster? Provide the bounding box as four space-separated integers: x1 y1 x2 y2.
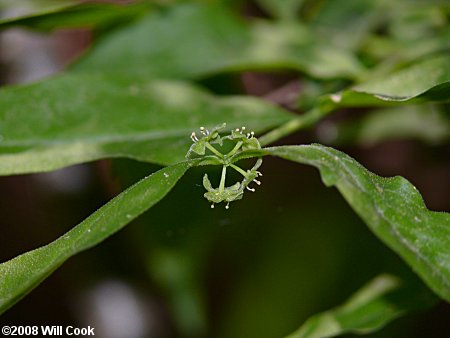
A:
186 123 263 209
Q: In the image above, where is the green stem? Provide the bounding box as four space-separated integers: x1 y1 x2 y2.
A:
227 141 243 157
205 143 224 159
259 106 334 147
230 163 248 177
219 165 227 192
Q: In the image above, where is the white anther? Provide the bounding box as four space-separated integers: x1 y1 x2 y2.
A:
211 204 215 209
242 126 246 131
246 187 255 192
253 179 261 185
200 126 209 136
256 171 263 177
250 131 255 137
225 203 229 209
247 133 251 138
236 128 240 132
191 132 199 142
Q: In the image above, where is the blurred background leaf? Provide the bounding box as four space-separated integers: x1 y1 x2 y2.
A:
0 1 151 32
314 54 450 112
353 55 450 101
0 75 293 175
286 274 436 338
322 105 450 146
73 3 363 80
0 0 77 21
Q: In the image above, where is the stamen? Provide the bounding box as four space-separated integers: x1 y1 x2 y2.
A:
253 179 261 185
225 203 230 209
250 131 255 137
247 133 251 138
200 126 209 136
235 128 240 132
211 204 215 209
256 171 263 177
191 132 199 142
246 187 255 192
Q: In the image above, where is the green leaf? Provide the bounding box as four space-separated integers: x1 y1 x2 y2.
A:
323 105 450 146
265 144 450 302
387 2 448 42
0 0 77 22
308 0 388 51
322 55 450 108
0 162 190 314
307 1 449 68
0 73 293 175
0 2 150 31
362 29 450 69
285 274 436 338
354 55 450 101
74 3 363 80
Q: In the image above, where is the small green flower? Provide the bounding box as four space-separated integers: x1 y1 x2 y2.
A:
203 173 243 208
186 123 263 209
186 123 226 157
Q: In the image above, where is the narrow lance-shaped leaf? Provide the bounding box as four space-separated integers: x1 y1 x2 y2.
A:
0 162 190 314
285 274 436 338
0 74 294 176
265 144 450 302
319 55 450 109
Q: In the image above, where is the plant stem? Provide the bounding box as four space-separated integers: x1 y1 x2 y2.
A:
205 143 224 158
219 165 227 192
227 141 243 157
230 163 248 177
258 106 334 147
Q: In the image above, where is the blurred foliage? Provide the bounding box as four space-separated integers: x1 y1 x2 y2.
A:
0 0 449 337
0 1 151 32
325 105 450 146
286 274 435 338
73 4 363 79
